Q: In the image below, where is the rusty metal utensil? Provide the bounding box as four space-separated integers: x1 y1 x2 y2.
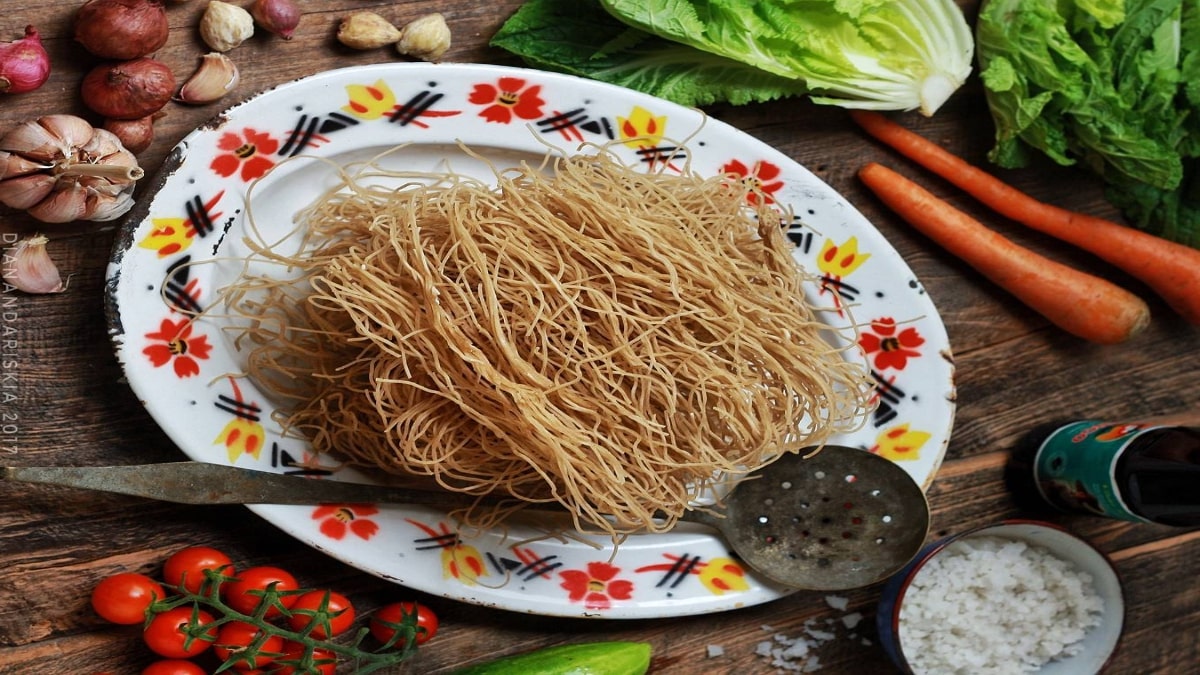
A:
2 444 928 590
683 444 931 590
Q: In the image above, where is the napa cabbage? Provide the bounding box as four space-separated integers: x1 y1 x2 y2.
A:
492 0 975 115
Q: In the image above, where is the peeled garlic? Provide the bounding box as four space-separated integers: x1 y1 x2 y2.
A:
178 52 240 104
3 235 64 294
200 1 255 52
396 13 451 62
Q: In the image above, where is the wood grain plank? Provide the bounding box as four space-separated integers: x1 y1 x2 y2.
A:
2 1 1199 673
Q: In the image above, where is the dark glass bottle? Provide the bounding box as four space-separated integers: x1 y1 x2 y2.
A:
1008 419 1200 526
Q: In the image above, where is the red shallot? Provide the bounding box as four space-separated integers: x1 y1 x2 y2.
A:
102 113 163 154
74 0 170 60
251 0 301 40
81 58 176 120
0 26 51 95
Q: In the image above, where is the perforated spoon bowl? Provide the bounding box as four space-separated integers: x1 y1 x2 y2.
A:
683 444 931 590
3 444 929 590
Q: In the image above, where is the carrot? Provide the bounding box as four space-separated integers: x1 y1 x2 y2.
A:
849 109 1200 324
858 162 1150 344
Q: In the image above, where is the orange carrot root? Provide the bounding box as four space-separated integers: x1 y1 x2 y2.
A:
850 110 1200 324
858 162 1150 344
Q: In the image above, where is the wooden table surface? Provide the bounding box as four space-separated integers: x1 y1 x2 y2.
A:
3 1 1199 673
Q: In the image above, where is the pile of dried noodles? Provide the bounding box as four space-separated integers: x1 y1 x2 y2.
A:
225 148 873 538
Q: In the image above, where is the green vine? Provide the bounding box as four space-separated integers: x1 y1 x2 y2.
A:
148 568 423 674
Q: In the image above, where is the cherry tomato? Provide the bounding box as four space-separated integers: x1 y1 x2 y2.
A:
213 620 284 669
91 572 167 625
222 566 300 617
268 641 337 675
163 545 236 595
286 589 356 639
142 660 207 675
143 606 217 659
369 602 438 648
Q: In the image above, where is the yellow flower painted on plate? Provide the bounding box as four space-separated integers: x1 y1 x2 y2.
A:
343 79 397 120
817 237 871 278
872 423 931 462
214 416 266 463
444 543 487 585
617 106 666 149
139 217 194 257
699 557 749 595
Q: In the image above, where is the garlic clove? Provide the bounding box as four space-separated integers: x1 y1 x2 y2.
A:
80 129 141 180
26 181 90 223
0 149 46 180
85 173 138 197
0 115 96 161
178 52 240 104
80 127 126 158
83 187 136 221
0 172 55 209
3 235 64 294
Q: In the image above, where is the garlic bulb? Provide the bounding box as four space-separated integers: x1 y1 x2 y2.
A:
3 234 64 293
0 114 144 223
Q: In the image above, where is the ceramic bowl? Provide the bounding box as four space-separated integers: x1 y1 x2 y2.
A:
876 520 1124 674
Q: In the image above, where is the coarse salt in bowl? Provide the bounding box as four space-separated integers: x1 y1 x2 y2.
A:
876 520 1124 675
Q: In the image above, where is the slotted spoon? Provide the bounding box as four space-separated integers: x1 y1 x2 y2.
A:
3 444 928 590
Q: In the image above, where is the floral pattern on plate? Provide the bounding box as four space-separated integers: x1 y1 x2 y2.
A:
106 63 955 619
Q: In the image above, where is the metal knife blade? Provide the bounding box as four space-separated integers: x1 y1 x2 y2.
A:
0 462 485 508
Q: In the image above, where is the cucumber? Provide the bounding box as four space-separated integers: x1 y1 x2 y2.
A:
448 640 652 675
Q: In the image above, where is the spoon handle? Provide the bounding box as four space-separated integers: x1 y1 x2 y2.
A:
1 462 486 509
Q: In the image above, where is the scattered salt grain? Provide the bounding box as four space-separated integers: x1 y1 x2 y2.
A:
706 644 725 658
824 595 849 611
899 536 1104 674
754 601 876 672
804 626 836 642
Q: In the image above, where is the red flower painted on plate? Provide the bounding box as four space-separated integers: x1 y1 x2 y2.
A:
560 561 634 610
468 77 545 124
859 317 925 371
313 504 380 541
142 318 213 378
210 128 279 181
722 159 784 204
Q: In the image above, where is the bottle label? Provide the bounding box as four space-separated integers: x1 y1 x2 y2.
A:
1033 420 1164 523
